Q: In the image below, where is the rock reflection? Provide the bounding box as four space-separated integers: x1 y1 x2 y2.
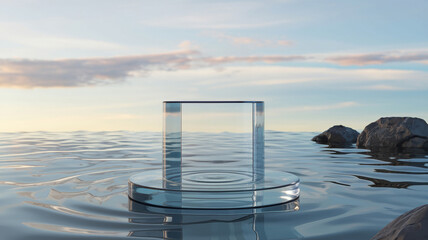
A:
323 147 428 189
361 148 428 168
374 169 428 174
354 175 428 188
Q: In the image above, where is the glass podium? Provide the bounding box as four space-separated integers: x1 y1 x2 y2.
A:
129 101 300 210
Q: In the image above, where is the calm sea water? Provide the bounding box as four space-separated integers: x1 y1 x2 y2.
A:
0 131 427 240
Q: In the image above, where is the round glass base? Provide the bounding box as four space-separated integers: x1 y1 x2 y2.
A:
128 169 300 209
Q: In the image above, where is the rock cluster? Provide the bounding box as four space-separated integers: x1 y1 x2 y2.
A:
311 118 428 239
311 125 359 147
312 117 428 150
357 117 428 149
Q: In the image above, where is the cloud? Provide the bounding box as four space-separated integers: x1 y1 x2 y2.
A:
326 51 428 66
0 50 199 88
23 37 125 51
139 2 289 29
0 22 125 51
360 85 405 91
0 50 309 88
280 101 359 112
2 47 427 89
151 20 289 30
206 32 293 47
178 40 199 50
202 66 428 90
277 40 293 46
102 114 144 120
201 55 306 64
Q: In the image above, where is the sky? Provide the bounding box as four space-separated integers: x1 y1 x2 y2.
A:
0 0 427 132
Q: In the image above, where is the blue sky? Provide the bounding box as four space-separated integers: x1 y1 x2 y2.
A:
0 0 427 132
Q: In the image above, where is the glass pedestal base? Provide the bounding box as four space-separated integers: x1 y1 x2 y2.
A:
129 169 300 209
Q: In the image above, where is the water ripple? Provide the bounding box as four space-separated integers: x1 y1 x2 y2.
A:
0 131 427 239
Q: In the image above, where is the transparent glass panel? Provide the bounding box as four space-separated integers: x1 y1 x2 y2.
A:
129 101 299 210
181 103 253 173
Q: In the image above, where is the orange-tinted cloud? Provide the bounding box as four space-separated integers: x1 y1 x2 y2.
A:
201 55 306 64
327 52 428 66
0 50 198 88
0 51 307 88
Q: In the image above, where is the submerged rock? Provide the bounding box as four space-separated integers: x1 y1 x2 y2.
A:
371 204 428 240
312 125 359 147
357 117 428 149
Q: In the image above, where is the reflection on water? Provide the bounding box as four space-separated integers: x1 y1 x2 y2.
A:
354 175 428 188
361 148 428 169
0 131 427 239
128 199 300 239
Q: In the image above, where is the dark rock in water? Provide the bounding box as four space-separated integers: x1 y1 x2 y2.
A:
357 117 428 149
312 125 359 147
371 204 428 240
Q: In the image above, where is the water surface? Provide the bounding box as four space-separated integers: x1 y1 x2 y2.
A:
0 131 427 239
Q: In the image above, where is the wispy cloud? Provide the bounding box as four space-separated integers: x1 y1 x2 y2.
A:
178 40 200 50
200 55 306 64
204 66 428 90
206 32 293 47
2 47 427 89
280 101 359 112
145 19 289 30
139 2 289 29
0 50 198 88
0 51 308 88
360 85 405 91
0 22 125 51
277 40 293 46
326 51 428 66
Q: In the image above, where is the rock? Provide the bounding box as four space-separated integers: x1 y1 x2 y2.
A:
357 117 428 149
371 204 428 240
312 125 359 147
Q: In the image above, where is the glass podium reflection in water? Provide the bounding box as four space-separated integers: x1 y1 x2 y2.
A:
129 101 300 209
128 198 300 239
